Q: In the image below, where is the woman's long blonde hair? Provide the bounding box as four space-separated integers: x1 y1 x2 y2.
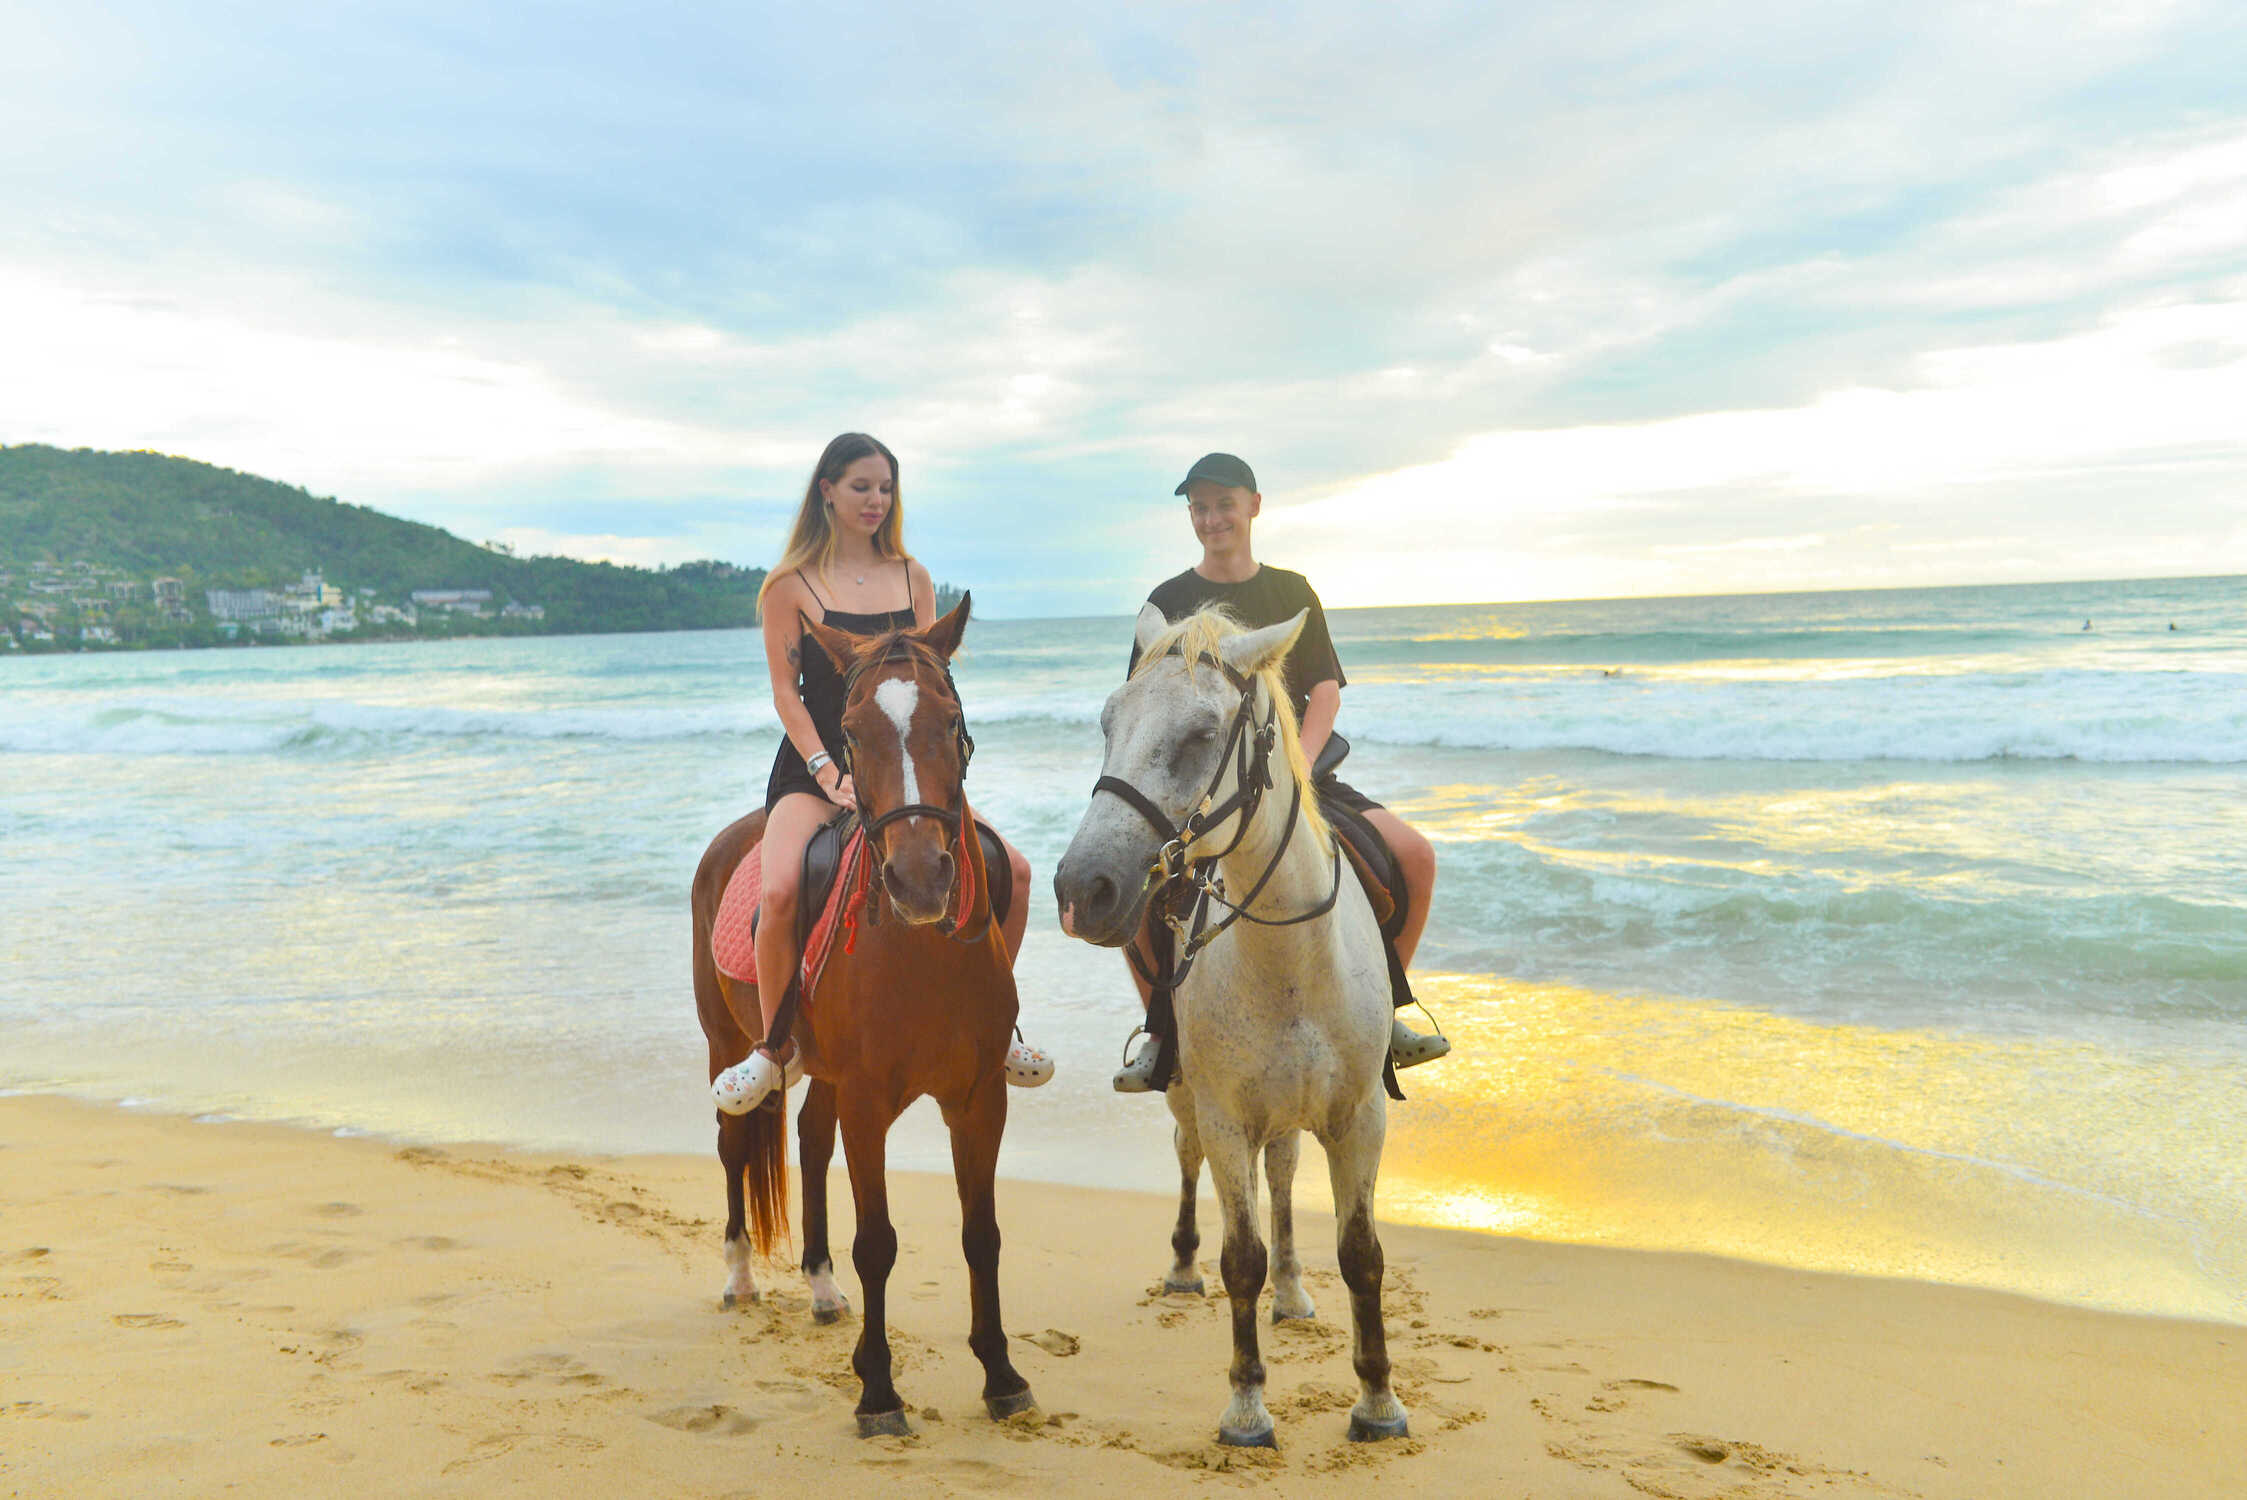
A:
758 432 912 605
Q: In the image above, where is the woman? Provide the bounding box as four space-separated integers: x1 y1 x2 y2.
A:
712 432 1052 1114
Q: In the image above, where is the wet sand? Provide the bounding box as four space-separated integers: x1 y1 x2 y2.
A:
3 1094 2240 1497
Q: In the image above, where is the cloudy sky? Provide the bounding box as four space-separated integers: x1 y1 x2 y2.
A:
5 2 2244 615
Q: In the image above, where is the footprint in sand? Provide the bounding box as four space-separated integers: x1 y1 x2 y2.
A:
15 1404 94 1423
113 1313 185 1329
492 1351 603 1387
647 1404 761 1435
1586 1378 1679 1413
397 1235 461 1251
268 1241 359 1270
311 1202 362 1218
1013 1329 1080 1356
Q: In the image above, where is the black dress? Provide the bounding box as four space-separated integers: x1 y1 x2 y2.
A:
764 564 917 811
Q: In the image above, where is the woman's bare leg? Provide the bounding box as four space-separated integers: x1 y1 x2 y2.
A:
997 833 1030 965
753 792 837 1056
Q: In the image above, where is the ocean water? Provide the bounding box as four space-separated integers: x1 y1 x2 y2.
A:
4 575 2243 1323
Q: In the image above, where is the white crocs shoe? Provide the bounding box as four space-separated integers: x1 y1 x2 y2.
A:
712 1050 802 1116
1004 1039 1054 1088
1390 1016 1450 1069
1112 1030 1162 1094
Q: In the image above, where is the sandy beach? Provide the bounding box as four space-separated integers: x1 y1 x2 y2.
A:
3 1095 2240 1498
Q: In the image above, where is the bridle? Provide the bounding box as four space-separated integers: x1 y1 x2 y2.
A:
837 639 989 944
1091 646 1341 984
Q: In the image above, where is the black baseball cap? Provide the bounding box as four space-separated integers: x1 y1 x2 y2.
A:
1174 452 1257 495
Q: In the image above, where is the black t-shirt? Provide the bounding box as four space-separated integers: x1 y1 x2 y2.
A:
1126 565 1345 719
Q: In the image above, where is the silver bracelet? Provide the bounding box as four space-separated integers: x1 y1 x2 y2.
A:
805 750 833 776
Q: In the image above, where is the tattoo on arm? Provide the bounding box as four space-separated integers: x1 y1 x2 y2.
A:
785 643 800 669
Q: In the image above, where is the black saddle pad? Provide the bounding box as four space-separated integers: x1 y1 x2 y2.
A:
1320 793 1407 943
795 812 854 951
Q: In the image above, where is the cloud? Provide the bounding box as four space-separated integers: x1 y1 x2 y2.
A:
0 266 742 492
3 1 2246 613
1282 299 2247 605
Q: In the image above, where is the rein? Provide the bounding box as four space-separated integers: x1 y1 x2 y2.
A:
1094 647 1342 994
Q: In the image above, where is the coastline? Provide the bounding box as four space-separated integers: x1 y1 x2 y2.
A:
5 1094 2240 1498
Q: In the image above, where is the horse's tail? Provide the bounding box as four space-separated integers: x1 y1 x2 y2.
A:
741 1098 790 1259
692 809 790 1259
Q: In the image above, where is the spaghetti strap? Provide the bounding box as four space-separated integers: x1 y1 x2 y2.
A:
801 572 830 612
899 558 914 614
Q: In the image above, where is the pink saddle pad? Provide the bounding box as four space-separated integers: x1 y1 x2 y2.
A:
710 828 870 1001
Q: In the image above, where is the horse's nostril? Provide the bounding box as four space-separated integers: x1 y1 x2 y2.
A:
1087 874 1116 918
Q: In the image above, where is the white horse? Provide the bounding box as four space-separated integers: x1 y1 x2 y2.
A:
1053 604 1407 1449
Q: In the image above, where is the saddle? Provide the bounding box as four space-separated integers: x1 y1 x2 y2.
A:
709 812 1014 991
1312 734 1413 984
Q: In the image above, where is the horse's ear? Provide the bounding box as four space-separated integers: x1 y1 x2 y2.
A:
1133 602 1168 655
801 611 858 674
1218 609 1307 678
921 591 971 661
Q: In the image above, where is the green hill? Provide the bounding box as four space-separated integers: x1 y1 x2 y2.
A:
0 444 766 644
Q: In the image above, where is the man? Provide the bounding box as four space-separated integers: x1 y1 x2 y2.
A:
1113 451 1450 1092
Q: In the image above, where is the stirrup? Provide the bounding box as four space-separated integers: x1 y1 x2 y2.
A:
1112 1026 1162 1094
1390 1014 1450 1070
1005 1030 1054 1088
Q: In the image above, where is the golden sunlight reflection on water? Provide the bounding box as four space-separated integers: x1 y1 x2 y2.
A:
1373 973 2247 1325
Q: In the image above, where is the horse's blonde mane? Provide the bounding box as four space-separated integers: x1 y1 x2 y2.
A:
1132 605 1331 851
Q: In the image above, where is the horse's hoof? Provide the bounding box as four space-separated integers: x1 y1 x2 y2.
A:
1346 1412 1410 1443
1271 1304 1316 1324
1162 1275 1206 1296
812 1303 850 1325
720 1290 761 1310
984 1387 1037 1421
856 1409 912 1438
1217 1424 1278 1449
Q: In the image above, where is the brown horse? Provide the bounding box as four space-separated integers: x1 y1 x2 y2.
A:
689 596 1034 1436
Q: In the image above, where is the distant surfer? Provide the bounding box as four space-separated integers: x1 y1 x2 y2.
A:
2083 619 2093 632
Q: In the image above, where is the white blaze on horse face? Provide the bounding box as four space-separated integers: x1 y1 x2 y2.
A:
874 677 921 805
